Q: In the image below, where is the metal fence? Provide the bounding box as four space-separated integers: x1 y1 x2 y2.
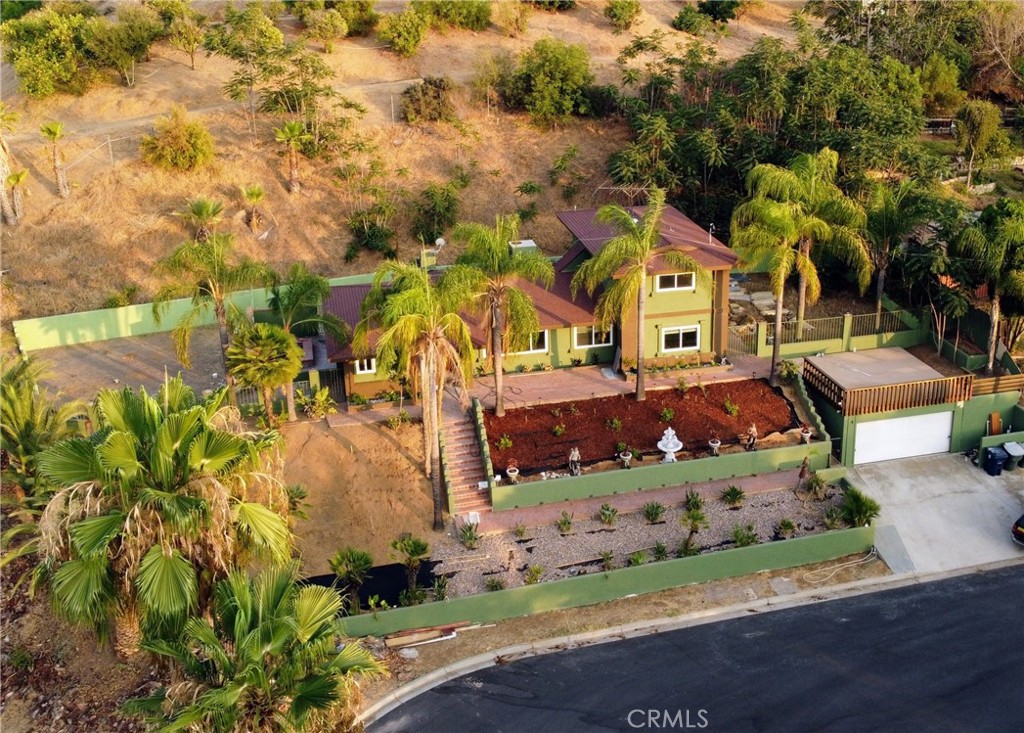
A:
773 315 845 345
728 325 756 355
236 379 313 408
849 310 915 337
318 368 346 403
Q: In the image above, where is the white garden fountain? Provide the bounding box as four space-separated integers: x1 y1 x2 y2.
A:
657 427 683 463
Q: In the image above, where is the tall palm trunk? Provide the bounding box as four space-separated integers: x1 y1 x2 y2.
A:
796 238 810 339
214 301 239 406
986 293 1000 375
114 604 142 660
492 301 505 417
419 353 431 478
426 351 444 531
966 147 976 189
635 287 647 401
51 142 70 199
874 266 887 331
769 290 784 387
0 186 13 225
288 149 300 193
11 184 23 223
285 380 298 422
261 385 276 426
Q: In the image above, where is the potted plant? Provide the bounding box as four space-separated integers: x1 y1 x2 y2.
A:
708 433 721 456
505 459 519 484
800 423 813 444
619 447 633 468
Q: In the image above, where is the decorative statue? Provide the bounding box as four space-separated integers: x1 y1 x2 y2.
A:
745 423 758 452
568 447 581 476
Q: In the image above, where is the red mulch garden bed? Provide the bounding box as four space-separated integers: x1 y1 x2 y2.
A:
484 379 800 475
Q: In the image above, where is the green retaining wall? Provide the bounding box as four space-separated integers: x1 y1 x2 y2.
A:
938 339 988 372
491 440 830 510
13 273 377 352
472 398 496 492
339 527 875 637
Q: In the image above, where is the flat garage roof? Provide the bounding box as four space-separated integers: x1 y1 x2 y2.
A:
803 348 944 390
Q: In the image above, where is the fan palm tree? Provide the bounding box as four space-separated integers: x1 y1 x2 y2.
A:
571 188 711 402
226 323 304 426
0 103 18 225
6 169 28 225
178 196 224 242
391 536 429 594
865 179 938 329
329 546 373 613
241 183 265 231
153 233 276 406
680 508 708 556
356 262 475 530
35 378 293 658
274 121 311 194
954 199 1024 374
269 262 349 422
40 121 70 199
123 565 384 732
445 213 555 417
736 148 871 336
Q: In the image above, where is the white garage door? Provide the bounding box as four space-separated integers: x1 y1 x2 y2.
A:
854 411 953 465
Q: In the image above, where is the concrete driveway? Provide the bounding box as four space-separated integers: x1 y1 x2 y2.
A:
849 454 1024 574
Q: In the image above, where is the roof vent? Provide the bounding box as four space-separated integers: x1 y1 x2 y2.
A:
509 239 538 255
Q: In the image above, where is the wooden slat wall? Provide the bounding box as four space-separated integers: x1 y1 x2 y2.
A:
972 374 1024 396
801 359 843 408
843 375 974 416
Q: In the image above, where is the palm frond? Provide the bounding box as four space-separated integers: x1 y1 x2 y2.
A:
136 545 199 624
234 502 292 564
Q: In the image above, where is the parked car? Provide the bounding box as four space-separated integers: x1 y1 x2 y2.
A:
1013 514 1024 547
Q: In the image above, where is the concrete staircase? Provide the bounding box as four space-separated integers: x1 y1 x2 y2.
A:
443 412 492 517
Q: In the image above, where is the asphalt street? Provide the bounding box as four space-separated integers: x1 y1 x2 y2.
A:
371 564 1024 733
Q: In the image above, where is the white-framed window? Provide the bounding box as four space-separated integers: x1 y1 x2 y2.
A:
655 272 696 292
661 325 700 352
354 358 377 374
514 330 548 355
574 325 614 349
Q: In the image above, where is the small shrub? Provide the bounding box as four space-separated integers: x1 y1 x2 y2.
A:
333 0 379 36
514 522 527 539
385 409 413 431
550 407 562 417
642 501 665 523
603 0 640 32
677 375 690 394
732 523 758 547
377 8 429 57
411 179 461 244
305 8 348 52
777 518 796 537
620 356 636 373
684 489 704 512
806 472 827 500
348 392 369 406
696 377 707 397
600 550 614 571
402 75 456 124
824 506 844 530
433 574 449 601
660 407 674 423
598 503 618 526
140 104 214 171
615 441 628 454
103 284 140 309
524 565 543 585
570 357 583 366
413 0 492 30
527 0 576 9
672 5 713 35
606 416 622 432
840 485 882 527
697 0 742 22
494 0 530 36
485 577 506 592
567 403 579 415
8 646 33 672
720 485 745 508
778 359 801 384
556 510 573 533
653 541 668 562
552 423 566 436
723 395 740 417
627 550 647 567
459 521 480 549
497 433 513 450
398 587 427 606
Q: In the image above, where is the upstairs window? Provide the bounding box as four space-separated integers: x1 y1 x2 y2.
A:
656 272 696 292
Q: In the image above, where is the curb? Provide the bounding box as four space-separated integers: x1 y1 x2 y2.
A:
357 555 1024 727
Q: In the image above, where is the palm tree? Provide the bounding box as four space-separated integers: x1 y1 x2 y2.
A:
6 169 28 225
955 199 1024 374
446 214 555 417
865 180 938 329
680 508 708 556
356 262 475 530
36 379 293 658
274 121 311 194
226 323 304 426
0 103 18 225
737 148 871 335
391 536 429 593
40 121 70 199
153 233 276 406
571 188 711 401
177 196 224 241
123 565 384 732
329 546 373 613
241 183 265 231
269 262 349 422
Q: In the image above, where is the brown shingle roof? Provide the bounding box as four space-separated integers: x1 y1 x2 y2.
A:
556 204 737 271
322 284 370 361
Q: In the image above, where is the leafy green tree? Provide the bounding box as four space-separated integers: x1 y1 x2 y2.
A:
697 0 741 22
82 5 162 87
275 120 312 194
305 8 348 53
402 75 456 123
391 535 429 592
377 8 429 57
123 565 383 732
204 4 285 136
153 233 276 406
504 38 593 127
608 113 681 194
411 180 462 244
168 8 207 70
954 198 1024 374
735 147 870 335
177 196 224 241
268 262 349 422
919 53 967 116
356 263 475 530
572 188 711 401
36 379 292 657
446 214 555 417
0 3 97 98
900 240 972 357
40 121 70 199
955 100 1008 188
227 323 304 426
140 104 215 171
0 1 42 23
332 0 379 36
329 546 374 612
603 0 640 33
413 0 491 30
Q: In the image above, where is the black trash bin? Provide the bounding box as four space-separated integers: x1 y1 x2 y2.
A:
984 445 1009 477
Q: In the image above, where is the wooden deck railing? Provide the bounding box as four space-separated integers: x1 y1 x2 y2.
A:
801 359 843 408
972 373 1024 396
843 375 974 416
